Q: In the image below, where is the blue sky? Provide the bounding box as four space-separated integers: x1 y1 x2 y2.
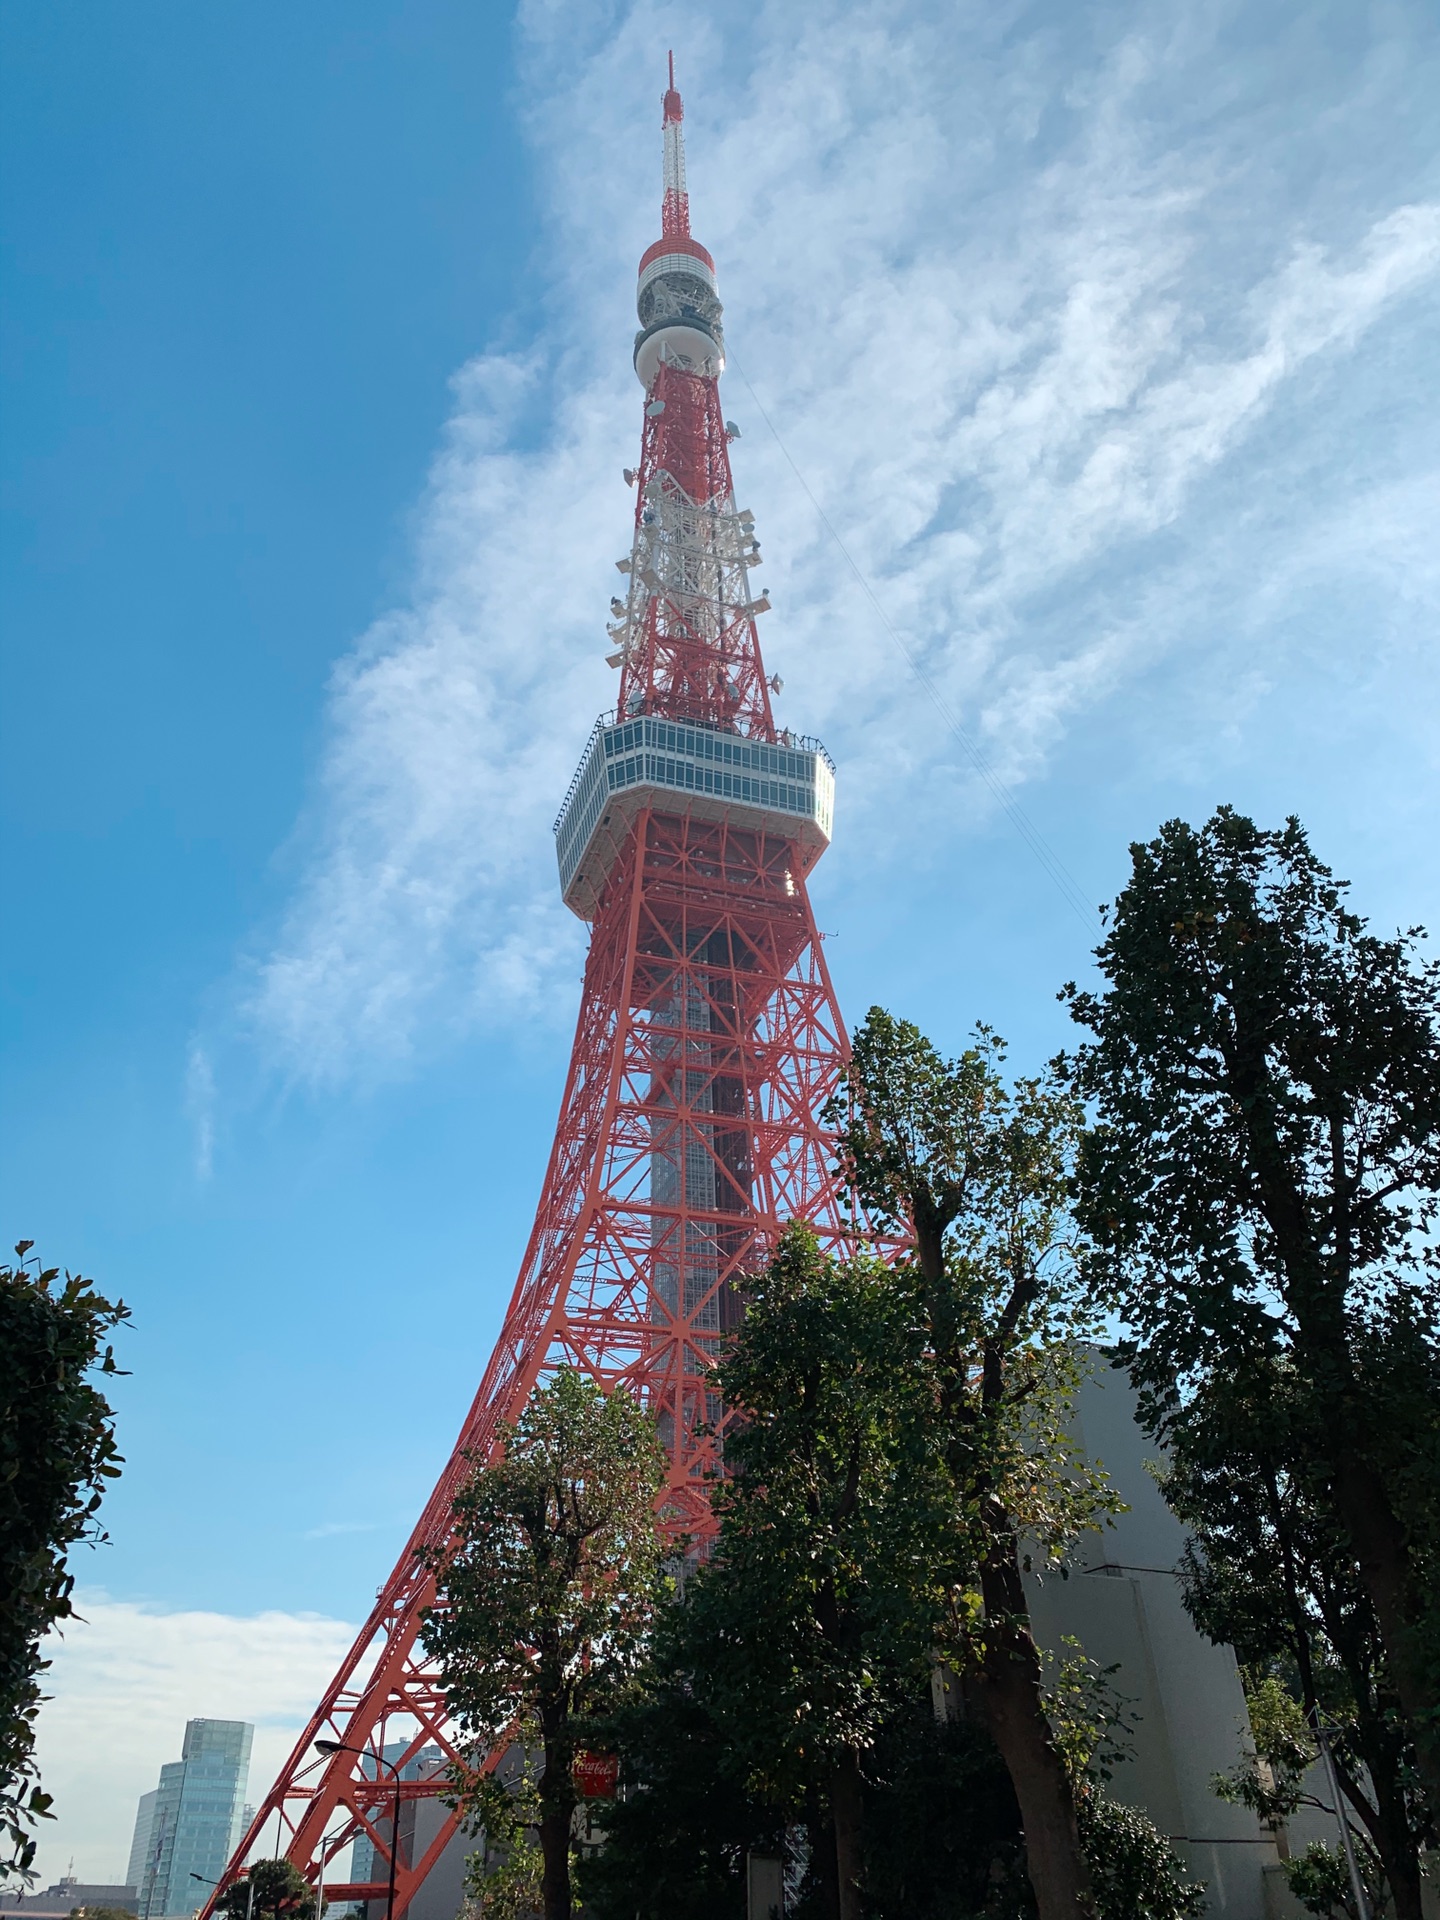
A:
4 0 1439 1880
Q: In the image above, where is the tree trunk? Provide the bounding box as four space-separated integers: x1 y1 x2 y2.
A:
537 1802 571 1920
830 1749 865 1920
1363 1733 1425 1920
975 1545 1096 1920
807 1796 842 1920
1328 1449 1440 1826
537 1803 571 1920
1373 1829 1423 1920
1328 1743 1419 1920
539 1730 573 1920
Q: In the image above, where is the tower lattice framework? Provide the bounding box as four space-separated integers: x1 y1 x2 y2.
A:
209 60 853 1919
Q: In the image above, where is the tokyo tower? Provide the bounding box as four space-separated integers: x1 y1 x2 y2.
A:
212 59 853 1919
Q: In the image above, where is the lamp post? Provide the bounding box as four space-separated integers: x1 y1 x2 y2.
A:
1313 1720 1371 1920
192 1862 255 1920
314 1743 403 1920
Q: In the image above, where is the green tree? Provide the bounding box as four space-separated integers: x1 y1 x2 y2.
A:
1214 1680 1388 1920
1284 1840 1372 1920
421 1369 667 1920
460 1812 545 1920
1160 1361 1435 1920
587 1209 1200 1920
1062 808 1440 1817
587 1231 942 1919
698 1228 947 1919
1 1244 129 1885
869 1693 1205 1920
580 1611 783 1920
1077 1801 1205 1920
861 1706 1033 1920
832 1012 1116 1920
215 1859 317 1920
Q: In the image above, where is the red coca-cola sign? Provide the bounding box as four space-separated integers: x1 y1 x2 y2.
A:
572 1750 620 1799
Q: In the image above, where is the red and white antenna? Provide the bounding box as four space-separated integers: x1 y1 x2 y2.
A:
661 49 689 236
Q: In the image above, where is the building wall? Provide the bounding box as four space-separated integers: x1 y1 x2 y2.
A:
396 1795 469 1920
352 1746 461 1920
1026 1355 1282 1918
127 1792 159 1899
0 1880 138 1917
138 1760 185 1920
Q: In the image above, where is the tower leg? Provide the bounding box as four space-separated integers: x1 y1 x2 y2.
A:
206 811 852 1917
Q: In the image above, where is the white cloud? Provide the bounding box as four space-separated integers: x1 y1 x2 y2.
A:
242 0 1440 1083
185 1044 215 1183
29 1592 355 1889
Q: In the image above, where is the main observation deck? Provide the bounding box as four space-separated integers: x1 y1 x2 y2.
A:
555 712 835 920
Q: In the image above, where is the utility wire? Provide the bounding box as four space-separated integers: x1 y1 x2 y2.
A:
730 357 1104 939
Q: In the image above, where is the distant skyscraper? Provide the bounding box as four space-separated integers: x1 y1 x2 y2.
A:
131 1721 253 1918
127 1791 159 1899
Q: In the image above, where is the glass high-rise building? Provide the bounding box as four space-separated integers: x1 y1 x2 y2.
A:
129 1720 253 1918
127 1789 160 1896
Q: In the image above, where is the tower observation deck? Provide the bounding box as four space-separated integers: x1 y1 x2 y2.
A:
555 56 837 920
206 58 855 1920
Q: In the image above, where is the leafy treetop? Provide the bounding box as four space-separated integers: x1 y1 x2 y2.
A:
422 1368 668 1920
1 1244 129 1886
1061 807 1440 1820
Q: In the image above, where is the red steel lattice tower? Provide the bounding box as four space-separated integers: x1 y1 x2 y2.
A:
211 60 853 1919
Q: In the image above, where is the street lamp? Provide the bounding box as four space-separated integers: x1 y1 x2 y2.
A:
314 1743 403 1920
191 1865 255 1920
1312 1719 1372 1920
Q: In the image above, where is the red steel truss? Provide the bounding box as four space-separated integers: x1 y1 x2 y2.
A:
209 62 853 1920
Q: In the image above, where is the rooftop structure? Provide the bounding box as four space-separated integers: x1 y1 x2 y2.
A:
0 1880 138 1918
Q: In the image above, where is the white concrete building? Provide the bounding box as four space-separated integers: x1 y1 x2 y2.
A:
1028 1355 1363 1919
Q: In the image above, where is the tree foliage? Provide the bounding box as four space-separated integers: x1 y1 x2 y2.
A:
831 1013 1115 1920
421 1369 667 1920
599 1025 1197 1920
460 1816 546 1920
1161 1360 1435 1919
1075 1799 1205 1920
699 1229 945 1918
1283 1840 1373 1920
215 1859 317 1920
1062 808 1440 1816
580 1604 787 1920
582 1121 1204 1919
1 1244 129 1885
859 1708 1034 1920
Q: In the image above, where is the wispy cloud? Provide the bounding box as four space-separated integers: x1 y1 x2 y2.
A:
185 1041 215 1181
242 0 1440 1085
31 1591 355 1885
